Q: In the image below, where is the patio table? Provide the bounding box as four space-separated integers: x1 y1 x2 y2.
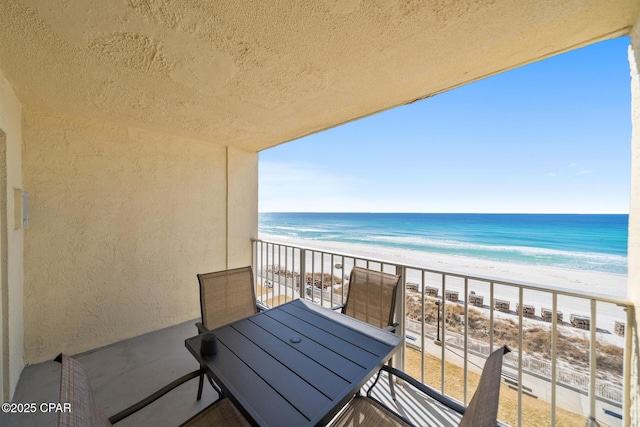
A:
185 298 403 427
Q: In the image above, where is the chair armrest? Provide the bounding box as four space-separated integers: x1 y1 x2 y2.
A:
109 369 201 424
384 322 399 333
369 365 467 415
195 322 208 334
330 304 345 312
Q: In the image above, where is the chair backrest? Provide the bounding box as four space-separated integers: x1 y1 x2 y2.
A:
342 267 401 329
459 346 511 427
57 354 113 427
198 266 258 330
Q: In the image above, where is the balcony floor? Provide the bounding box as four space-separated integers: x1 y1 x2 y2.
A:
3 318 465 427
2 320 220 427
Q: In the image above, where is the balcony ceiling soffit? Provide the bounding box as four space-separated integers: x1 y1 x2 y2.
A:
0 0 637 152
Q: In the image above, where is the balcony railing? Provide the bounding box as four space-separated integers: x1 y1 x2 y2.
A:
252 238 633 427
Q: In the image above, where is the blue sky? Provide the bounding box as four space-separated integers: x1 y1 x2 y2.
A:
259 37 631 214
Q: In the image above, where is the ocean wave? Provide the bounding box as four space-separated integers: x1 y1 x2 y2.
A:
346 234 627 274
365 234 623 259
262 225 332 233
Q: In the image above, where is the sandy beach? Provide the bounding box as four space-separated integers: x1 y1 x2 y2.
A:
258 235 630 340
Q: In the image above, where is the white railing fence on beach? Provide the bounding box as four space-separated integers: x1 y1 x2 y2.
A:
252 238 633 427
435 329 624 404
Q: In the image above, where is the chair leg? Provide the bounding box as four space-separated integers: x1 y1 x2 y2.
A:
206 375 224 397
197 366 223 401
197 370 205 401
388 358 397 401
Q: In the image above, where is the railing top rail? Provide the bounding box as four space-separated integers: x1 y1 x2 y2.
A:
252 238 632 307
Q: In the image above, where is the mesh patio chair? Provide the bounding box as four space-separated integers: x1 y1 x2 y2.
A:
55 354 250 427
333 266 402 397
336 266 401 331
195 266 266 400
330 346 511 427
196 266 265 333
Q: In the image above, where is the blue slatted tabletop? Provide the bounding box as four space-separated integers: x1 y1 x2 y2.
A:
185 298 402 427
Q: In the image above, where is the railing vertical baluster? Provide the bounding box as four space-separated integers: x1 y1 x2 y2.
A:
265 241 269 304
292 246 297 299
518 287 524 427
551 293 558 427
463 277 468 405
316 251 320 303
285 245 289 303
265 242 270 304
251 240 259 294
271 245 282 307
320 251 324 304
276 243 281 306
440 273 446 395
274 243 278 306
300 248 306 301
251 240 256 290
282 243 287 298
624 305 633 427
396 265 406 373
421 270 426 383
272 243 276 306
330 254 334 307
319 251 324 306
278 244 282 303
262 240 266 303
589 299 597 426
278 244 283 304
347 256 353 302
265 241 269 288
327 253 332 306
256 240 261 300
271 242 275 304
489 282 494 353
260 242 269 304
311 250 316 303
338 257 344 303
277 244 281 304
270 243 274 306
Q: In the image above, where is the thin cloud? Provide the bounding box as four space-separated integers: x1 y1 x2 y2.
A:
259 160 366 212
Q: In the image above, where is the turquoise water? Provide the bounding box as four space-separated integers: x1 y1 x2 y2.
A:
259 213 628 275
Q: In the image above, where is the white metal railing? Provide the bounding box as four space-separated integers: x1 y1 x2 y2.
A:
252 238 633 427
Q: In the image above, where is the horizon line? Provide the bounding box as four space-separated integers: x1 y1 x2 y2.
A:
258 211 629 215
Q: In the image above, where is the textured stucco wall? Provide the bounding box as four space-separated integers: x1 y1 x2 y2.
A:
0 70 24 401
22 107 255 364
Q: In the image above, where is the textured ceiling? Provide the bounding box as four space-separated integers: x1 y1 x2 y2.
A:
0 0 638 152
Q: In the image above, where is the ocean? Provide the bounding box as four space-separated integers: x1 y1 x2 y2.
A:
258 213 628 275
